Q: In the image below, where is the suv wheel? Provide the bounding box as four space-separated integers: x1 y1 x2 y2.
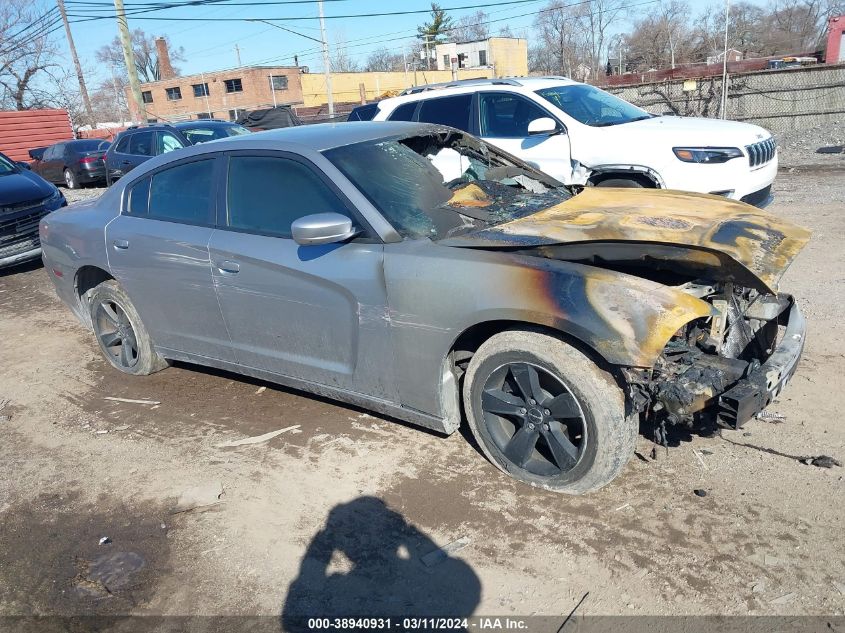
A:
594 178 644 188
463 330 637 494
64 168 79 189
89 280 169 375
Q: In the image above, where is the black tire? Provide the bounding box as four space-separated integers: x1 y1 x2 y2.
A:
88 280 169 376
64 168 79 189
463 330 637 494
594 177 645 188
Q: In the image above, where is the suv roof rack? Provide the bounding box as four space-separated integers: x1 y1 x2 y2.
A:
399 77 523 96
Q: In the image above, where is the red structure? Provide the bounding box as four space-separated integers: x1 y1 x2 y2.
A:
0 109 73 162
827 15 845 63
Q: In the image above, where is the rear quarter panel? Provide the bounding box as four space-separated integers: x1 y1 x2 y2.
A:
41 193 120 324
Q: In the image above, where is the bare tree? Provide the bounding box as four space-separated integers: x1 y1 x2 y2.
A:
95 29 185 83
364 47 404 72
572 0 629 78
625 0 693 70
0 0 59 109
447 10 490 42
531 1 586 77
330 33 360 73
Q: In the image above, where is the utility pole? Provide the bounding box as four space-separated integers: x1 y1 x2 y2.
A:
720 0 730 119
317 0 334 116
113 0 145 123
57 0 95 127
235 44 242 66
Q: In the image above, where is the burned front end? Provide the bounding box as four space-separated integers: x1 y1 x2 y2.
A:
625 282 805 432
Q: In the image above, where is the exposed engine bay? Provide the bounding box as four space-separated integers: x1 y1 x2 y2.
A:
624 280 799 439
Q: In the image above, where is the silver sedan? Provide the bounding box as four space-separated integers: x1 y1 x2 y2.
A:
41 122 808 494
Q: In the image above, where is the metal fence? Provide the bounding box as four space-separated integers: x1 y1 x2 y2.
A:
605 64 845 132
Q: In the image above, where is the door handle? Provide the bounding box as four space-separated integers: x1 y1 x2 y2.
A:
112 239 129 250
120 160 131 165
217 260 240 274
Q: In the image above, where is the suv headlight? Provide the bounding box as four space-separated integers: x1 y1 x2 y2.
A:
673 147 743 164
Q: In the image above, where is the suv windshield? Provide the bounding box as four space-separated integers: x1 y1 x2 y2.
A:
324 131 571 240
536 84 652 127
178 123 250 145
0 153 18 175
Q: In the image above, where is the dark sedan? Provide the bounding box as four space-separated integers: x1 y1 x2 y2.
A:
29 139 111 189
0 151 66 269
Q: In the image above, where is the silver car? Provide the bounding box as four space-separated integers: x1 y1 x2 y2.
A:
41 122 809 494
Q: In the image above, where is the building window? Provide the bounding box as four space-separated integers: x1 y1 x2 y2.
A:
197 112 213 120
443 54 450 68
270 75 288 91
192 83 209 97
224 78 243 93
478 50 488 66
228 109 239 121
142 90 153 104
146 118 158 123
165 87 182 101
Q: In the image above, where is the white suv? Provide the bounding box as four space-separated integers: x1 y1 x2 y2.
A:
371 77 777 207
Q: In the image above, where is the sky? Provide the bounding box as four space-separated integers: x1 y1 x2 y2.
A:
43 0 741 86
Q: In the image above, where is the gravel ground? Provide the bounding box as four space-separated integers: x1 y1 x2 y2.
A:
1 169 843 624
774 120 845 169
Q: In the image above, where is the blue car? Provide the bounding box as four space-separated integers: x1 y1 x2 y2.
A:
0 151 67 269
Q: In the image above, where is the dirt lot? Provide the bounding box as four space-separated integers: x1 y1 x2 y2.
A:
1 168 843 625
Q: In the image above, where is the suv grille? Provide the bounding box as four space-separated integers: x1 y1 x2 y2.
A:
0 200 49 259
746 137 776 168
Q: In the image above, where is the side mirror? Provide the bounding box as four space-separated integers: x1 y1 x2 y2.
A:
16 161 31 170
292 212 358 246
527 117 560 136
28 148 45 161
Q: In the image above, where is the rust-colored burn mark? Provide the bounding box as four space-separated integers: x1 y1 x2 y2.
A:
506 260 713 367
447 183 492 208
492 188 811 293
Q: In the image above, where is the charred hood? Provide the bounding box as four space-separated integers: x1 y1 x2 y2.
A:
439 188 810 293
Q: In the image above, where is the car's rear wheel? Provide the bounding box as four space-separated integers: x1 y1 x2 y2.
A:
88 280 169 375
64 168 79 189
463 330 637 494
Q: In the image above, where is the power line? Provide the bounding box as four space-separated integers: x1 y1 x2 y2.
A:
63 0 553 21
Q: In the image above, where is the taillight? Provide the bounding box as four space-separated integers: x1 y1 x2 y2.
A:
80 156 98 165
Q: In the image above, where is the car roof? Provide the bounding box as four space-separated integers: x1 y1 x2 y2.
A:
221 121 448 151
379 76 579 109
173 120 240 128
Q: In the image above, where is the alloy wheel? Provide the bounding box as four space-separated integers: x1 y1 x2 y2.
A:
94 299 139 369
481 362 587 477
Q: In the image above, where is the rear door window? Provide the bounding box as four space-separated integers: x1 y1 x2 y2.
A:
226 155 350 238
387 101 418 121
417 94 473 131
127 132 154 156
147 159 216 225
157 131 184 155
114 136 130 154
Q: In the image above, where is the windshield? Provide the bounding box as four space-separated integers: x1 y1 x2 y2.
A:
323 131 572 240
0 153 17 175
536 84 651 127
179 123 250 145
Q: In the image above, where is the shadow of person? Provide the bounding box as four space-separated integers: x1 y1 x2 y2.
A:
281 496 481 632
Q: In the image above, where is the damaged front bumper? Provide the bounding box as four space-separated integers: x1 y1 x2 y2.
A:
717 295 805 427
626 294 806 429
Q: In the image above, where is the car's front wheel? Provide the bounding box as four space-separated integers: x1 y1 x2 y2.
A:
88 280 169 375
463 330 637 494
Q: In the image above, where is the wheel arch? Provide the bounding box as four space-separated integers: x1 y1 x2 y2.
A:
74 265 114 328
587 165 664 188
438 316 622 435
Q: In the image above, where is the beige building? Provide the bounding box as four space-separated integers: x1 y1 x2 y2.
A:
434 37 528 78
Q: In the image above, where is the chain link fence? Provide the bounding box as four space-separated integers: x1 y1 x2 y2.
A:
605 64 845 133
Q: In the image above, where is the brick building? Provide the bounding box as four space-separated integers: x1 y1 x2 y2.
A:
434 37 528 77
137 64 304 122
